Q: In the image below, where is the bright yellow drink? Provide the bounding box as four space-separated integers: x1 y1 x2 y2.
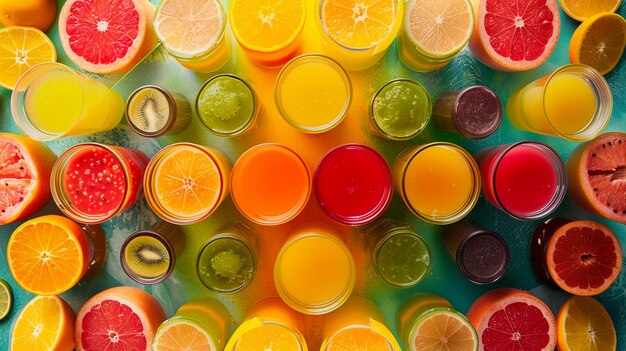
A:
12 63 123 141
275 54 351 133
506 64 612 141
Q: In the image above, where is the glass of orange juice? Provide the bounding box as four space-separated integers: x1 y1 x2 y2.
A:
321 297 402 350
274 223 355 315
11 62 124 141
225 297 308 351
317 0 403 70
393 142 481 225
506 64 612 141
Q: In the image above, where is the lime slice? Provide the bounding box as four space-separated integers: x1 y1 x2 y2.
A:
0 278 13 320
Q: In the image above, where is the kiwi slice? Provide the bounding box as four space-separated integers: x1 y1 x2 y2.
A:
127 87 172 134
123 235 171 279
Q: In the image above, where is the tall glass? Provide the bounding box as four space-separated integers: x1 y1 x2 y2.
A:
12 63 124 141
125 85 191 137
506 64 612 141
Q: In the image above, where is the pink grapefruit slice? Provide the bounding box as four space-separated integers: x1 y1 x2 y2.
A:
59 0 157 74
469 0 561 71
75 286 166 351
467 288 557 351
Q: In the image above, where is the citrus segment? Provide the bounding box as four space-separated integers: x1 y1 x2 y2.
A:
411 310 478 351
406 0 474 57
569 13 626 75
326 326 392 351
546 220 622 296
0 278 12 320
558 0 622 21
7 215 90 296
235 324 303 351
230 0 306 52
154 0 224 58
10 295 75 351
321 0 398 49
153 320 215 351
0 26 56 90
557 296 616 351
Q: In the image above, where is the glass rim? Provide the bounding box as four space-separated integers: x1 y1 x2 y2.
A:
274 232 356 315
120 229 176 285
542 64 612 141
400 142 481 224
195 73 258 137
491 141 568 220
451 85 503 139
324 324 394 351
274 54 352 133
455 230 509 284
368 78 431 141
373 231 431 288
125 85 177 137
313 144 393 225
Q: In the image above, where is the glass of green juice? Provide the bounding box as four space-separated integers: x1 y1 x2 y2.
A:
196 74 262 138
196 222 258 294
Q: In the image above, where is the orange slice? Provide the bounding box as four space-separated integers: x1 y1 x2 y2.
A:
230 0 306 52
320 0 399 49
7 215 90 296
326 326 394 351
153 319 216 351
0 26 56 90
558 0 622 21
411 309 478 351
557 296 616 351
10 295 75 351
569 13 626 75
234 323 304 351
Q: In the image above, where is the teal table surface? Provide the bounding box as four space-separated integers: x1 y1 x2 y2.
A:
0 1 625 350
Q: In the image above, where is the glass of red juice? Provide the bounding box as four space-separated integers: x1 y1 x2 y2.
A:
314 144 393 225
51 143 149 224
476 141 567 220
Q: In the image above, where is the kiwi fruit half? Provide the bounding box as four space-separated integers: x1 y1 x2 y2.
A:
122 235 171 280
127 87 172 135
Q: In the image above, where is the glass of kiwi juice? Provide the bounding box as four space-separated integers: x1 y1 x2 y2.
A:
125 85 191 137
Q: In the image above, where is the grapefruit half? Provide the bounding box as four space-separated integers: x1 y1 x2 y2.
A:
0 133 56 225
58 0 157 74
75 286 166 351
469 0 560 71
467 288 557 351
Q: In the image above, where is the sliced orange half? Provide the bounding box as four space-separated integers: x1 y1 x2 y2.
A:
569 13 626 75
557 296 616 351
153 319 216 351
0 26 56 90
411 309 478 351
558 0 622 22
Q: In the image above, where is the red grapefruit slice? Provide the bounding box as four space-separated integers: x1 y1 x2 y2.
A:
546 220 622 296
0 133 56 225
567 132 626 224
469 0 561 71
467 288 557 351
76 286 166 351
58 0 157 74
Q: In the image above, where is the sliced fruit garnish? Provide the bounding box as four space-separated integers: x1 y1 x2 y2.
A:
411 310 478 351
235 324 303 351
558 0 622 22
153 319 216 351
0 26 56 90
0 278 12 320
569 13 626 75
557 296 616 351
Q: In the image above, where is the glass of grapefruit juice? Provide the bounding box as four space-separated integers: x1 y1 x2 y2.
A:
51 143 149 224
506 64 612 141
12 63 124 141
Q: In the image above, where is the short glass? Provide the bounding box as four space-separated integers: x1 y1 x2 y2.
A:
125 85 191 137
506 64 612 141
393 142 481 225
442 219 509 284
317 0 403 70
12 62 124 141
433 86 503 139
274 223 355 315
196 222 258 294
367 79 432 141
120 221 186 285
143 143 231 225
275 54 351 133
51 143 149 224
196 74 262 138
477 141 567 220
321 297 402 351
367 219 431 288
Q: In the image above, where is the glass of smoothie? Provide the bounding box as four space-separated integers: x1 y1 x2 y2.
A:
368 79 432 141
314 144 393 226
51 143 149 224
196 222 258 294
196 74 262 138
433 86 503 139
476 141 567 220
442 219 509 284
367 219 431 288
125 85 191 137
393 142 481 225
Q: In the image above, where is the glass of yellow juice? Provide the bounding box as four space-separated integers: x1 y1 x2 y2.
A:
11 62 124 141
506 64 612 141
317 0 403 70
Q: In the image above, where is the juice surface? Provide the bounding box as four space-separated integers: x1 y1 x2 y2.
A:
372 80 430 138
197 76 255 134
403 145 474 218
376 233 430 287
197 237 255 293
544 73 597 135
